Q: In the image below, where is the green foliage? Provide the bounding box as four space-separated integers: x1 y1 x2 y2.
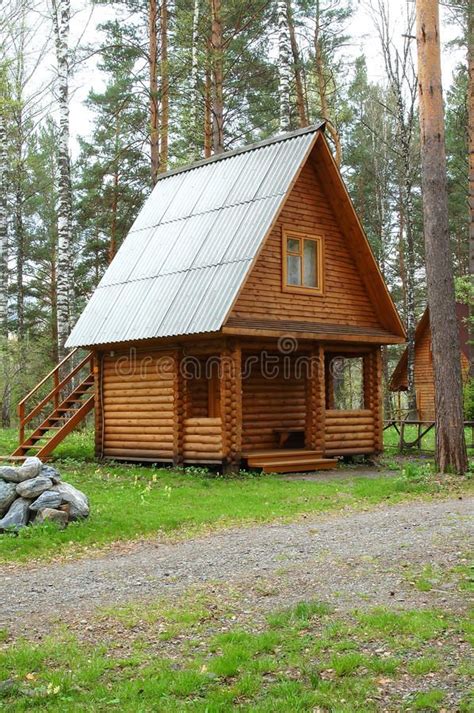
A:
0 600 471 711
464 378 474 421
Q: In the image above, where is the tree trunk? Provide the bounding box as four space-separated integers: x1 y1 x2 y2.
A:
287 0 307 127
149 0 159 183
0 98 7 337
210 0 224 153
52 0 72 360
204 61 212 157
468 0 473 375
160 0 169 172
415 0 467 474
191 0 201 156
278 0 291 132
314 2 341 165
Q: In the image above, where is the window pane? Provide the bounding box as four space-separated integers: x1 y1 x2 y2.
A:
303 239 318 287
287 238 300 253
287 254 301 285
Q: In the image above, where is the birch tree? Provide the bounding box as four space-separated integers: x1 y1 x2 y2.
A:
0 64 8 338
278 0 291 132
415 0 467 473
51 0 72 359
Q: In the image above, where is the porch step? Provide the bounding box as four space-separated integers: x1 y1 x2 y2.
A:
245 449 322 467
256 457 338 474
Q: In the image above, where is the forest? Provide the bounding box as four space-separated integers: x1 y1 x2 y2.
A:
0 0 471 429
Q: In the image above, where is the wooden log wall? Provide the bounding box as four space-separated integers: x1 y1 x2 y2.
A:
183 417 223 463
324 409 375 455
100 350 176 461
229 161 381 330
242 353 306 450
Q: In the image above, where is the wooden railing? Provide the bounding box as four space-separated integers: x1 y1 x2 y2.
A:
18 349 93 445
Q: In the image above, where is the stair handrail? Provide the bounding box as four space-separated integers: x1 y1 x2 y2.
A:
17 348 93 444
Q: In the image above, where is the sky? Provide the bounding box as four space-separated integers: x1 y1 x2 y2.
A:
63 0 465 155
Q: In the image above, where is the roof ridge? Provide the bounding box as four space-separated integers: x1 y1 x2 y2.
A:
155 122 325 183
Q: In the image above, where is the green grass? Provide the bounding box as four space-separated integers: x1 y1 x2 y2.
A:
0 428 472 563
0 598 471 712
383 423 474 455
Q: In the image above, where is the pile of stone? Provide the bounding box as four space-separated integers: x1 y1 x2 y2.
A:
0 457 89 531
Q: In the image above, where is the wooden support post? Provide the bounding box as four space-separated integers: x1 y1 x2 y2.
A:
305 344 325 452
220 341 242 473
372 347 383 453
363 348 383 454
174 349 185 466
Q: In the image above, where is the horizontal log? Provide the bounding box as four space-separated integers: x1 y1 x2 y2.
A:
183 450 224 459
184 426 222 436
104 395 174 405
325 424 375 434
103 387 175 397
326 410 372 418
325 431 374 442
185 418 221 426
104 434 174 444
184 435 222 445
183 441 222 453
325 447 374 455
104 425 174 435
105 417 175 426
324 439 374 449
103 448 173 459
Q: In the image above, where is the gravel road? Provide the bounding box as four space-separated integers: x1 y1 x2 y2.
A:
1 497 472 637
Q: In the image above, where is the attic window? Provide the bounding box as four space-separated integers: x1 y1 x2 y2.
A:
282 229 323 294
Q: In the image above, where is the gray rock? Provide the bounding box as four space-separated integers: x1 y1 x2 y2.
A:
40 464 62 484
0 498 30 531
0 481 17 516
15 463 41 482
0 466 23 483
29 490 63 512
36 508 68 529
52 482 89 520
16 476 53 499
23 457 43 477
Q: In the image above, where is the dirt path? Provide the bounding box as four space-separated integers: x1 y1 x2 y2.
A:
1 497 472 637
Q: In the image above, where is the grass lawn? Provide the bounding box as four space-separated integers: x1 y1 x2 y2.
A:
0 428 472 564
0 590 472 711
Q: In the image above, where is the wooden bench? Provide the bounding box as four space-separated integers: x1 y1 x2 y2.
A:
273 427 305 448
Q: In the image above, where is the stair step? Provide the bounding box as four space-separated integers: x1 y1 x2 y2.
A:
256 458 338 474
246 450 323 467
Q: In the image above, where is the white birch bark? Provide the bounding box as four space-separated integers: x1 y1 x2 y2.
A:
278 0 291 132
51 0 72 358
0 99 7 337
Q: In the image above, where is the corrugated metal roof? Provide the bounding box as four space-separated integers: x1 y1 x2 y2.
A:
67 124 324 347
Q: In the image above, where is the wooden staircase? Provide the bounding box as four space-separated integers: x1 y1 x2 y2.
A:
244 449 338 474
11 349 95 460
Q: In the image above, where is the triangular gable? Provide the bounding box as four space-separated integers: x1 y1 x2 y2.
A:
66 126 322 348
390 303 471 390
224 134 406 342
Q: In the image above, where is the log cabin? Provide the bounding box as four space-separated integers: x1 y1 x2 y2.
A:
389 303 471 421
14 125 406 472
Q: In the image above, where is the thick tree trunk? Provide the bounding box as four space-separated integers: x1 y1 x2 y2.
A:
278 0 291 132
287 0 307 127
210 0 224 153
149 0 159 183
415 0 467 474
160 0 169 172
0 103 7 336
469 0 473 375
191 0 201 156
52 0 72 360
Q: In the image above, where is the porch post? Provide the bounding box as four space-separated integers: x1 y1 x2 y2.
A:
220 340 242 473
363 348 383 454
93 351 104 460
305 344 325 453
173 348 185 466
